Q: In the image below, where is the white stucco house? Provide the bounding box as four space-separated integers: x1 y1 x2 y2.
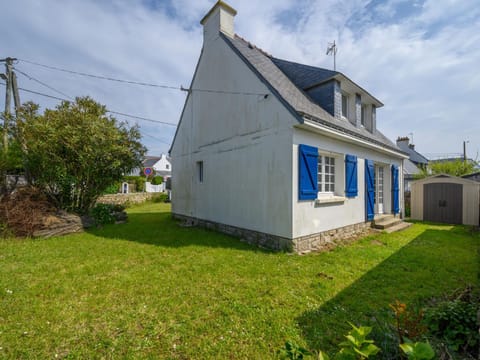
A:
145 154 172 178
170 1 408 252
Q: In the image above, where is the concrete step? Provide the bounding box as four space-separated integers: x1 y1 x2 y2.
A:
373 215 403 230
384 221 412 233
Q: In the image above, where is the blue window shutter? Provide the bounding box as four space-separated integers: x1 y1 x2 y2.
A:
365 159 375 221
345 154 358 197
392 165 400 214
298 144 318 200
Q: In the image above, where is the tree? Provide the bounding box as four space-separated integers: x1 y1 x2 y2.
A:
428 159 477 177
414 159 477 180
16 97 146 213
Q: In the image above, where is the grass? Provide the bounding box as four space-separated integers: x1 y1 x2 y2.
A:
0 202 478 359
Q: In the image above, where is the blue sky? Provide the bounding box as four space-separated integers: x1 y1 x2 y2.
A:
1 0 479 159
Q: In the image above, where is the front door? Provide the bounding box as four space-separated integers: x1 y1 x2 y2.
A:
376 166 384 214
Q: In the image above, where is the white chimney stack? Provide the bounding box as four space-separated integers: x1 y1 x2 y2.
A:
200 1 237 42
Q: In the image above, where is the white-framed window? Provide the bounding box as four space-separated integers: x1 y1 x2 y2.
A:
166 164 169 169
197 161 203 183
361 105 366 127
341 93 348 119
317 155 336 194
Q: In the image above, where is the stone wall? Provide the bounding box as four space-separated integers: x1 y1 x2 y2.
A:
172 213 372 253
292 222 372 254
97 193 155 206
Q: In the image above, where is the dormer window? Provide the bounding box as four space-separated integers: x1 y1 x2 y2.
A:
361 105 366 127
341 93 348 118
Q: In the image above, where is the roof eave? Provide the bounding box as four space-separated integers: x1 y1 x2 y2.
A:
299 112 407 158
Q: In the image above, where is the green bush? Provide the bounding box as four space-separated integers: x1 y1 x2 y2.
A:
124 176 145 192
151 193 169 203
424 299 479 354
103 182 120 194
90 203 125 226
151 176 163 185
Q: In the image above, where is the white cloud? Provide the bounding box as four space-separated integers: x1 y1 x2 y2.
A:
1 0 479 158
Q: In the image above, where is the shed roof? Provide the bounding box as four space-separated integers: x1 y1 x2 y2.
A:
412 173 480 186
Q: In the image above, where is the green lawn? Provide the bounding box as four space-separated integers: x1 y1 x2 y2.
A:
0 203 478 359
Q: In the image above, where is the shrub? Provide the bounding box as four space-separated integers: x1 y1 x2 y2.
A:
103 182 121 194
90 203 125 226
16 98 145 213
151 193 169 203
399 340 435 360
278 341 311 359
124 176 145 192
151 176 163 185
389 300 427 343
424 298 479 354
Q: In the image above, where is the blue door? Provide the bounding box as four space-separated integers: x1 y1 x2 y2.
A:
365 160 375 221
391 165 400 214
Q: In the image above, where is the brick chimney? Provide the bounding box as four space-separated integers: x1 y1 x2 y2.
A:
200 1 237 43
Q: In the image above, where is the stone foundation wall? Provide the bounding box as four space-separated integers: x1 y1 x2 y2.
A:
292 222 372 254
172 213 372 253
97 193 155 206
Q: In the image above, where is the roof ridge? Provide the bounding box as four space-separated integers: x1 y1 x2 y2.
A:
272 56 338 74
234 34 272 58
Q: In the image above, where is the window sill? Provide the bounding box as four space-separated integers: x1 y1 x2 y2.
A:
315 196 346 205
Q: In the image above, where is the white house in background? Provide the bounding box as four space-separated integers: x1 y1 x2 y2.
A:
170 1 408 252
154 154 172 177
143 154 172 178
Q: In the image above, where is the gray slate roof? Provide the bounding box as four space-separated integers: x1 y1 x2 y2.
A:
222 33 403 155
143 156 161 168
403 159 422 177
396 142 429 165
271 57 337 89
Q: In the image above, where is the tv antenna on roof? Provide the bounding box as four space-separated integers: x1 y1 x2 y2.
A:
326 41 337 71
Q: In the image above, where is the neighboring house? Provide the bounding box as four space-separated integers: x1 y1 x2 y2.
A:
396 137 428 191
170 1 408 252
152 153 172 179
128 154 172 178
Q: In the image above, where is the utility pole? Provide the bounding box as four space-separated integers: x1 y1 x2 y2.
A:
1 57 18 152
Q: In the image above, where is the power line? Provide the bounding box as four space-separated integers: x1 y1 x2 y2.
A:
107 110 176 126
0 81 178 127
139 130 171 146
18 58 180 90
14 67 74 100
17 58 269 96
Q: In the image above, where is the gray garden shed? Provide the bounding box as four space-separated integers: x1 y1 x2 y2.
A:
411 174 480 225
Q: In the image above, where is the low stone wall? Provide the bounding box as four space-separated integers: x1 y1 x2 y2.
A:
292 222 372 253
97 193 155 206
172 213 372 253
